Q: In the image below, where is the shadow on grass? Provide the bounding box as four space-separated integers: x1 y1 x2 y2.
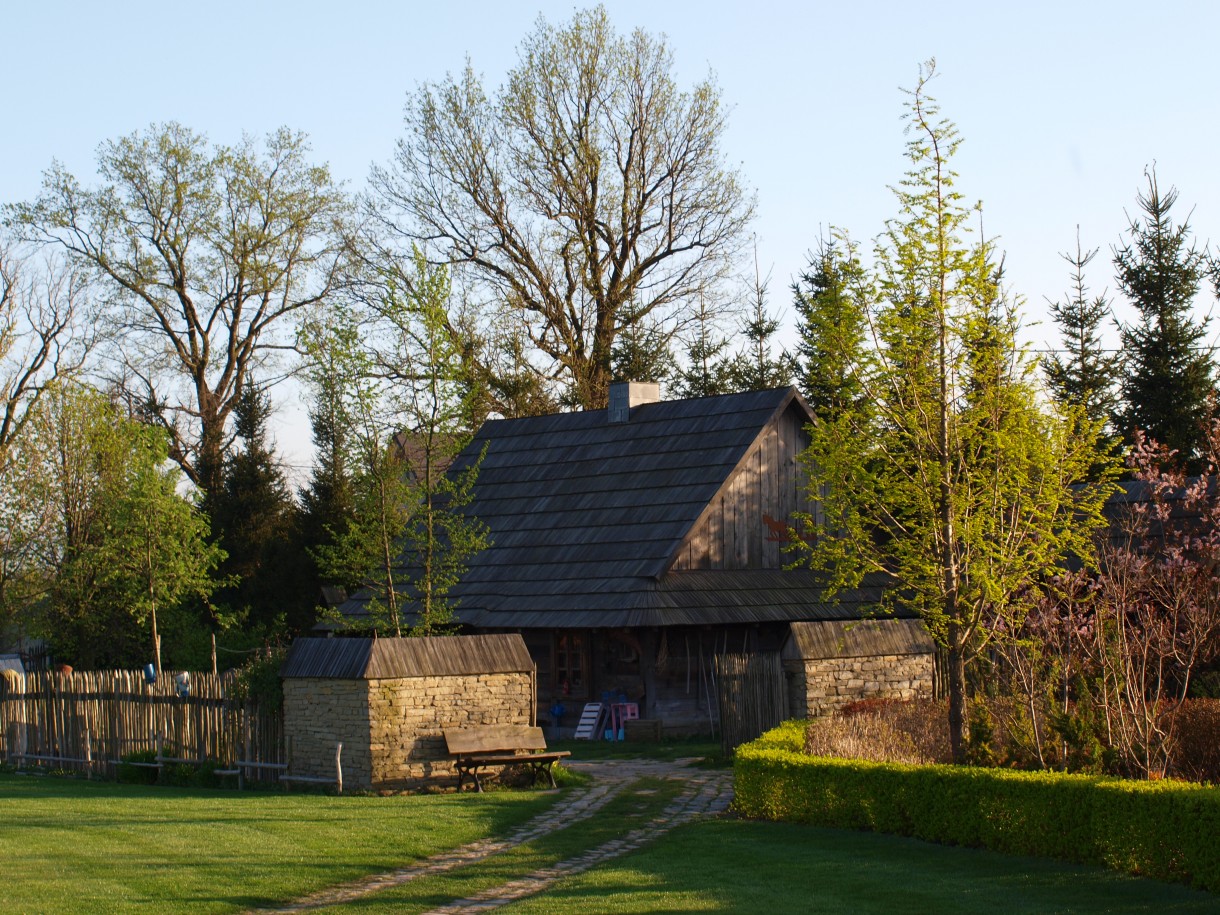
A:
510 819 1220 914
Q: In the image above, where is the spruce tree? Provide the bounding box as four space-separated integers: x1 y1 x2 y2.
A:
793 233 871 422
727 257 793 392
212 383 309 632
672 295 734 399
1045 231 1121 428
1115 171 1216 465
298 375 357 595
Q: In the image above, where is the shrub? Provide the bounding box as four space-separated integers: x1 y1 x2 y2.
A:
1169 699 1220 784
825 699 950 764
736 723 1220 893
117 750 159 784
228 646 287 709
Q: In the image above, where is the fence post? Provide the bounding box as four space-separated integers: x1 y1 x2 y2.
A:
335 742 343 795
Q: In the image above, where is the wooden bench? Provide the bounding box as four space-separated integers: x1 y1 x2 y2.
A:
443 725 570 792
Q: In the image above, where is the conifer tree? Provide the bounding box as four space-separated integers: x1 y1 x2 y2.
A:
793 233 871 422
728 254 793 392
672 295 734 399
299 344 357 595
1114 171 1216 465
211 383 309 633
1045 231 1121 428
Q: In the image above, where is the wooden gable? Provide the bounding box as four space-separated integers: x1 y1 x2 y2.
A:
669 393 821 572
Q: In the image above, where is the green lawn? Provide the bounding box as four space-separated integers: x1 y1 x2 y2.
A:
0 772 556 914
508 819 1220 914
4 769 1217 914
550 736 728 765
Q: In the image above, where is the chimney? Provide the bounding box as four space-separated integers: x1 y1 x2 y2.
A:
607 381 661 423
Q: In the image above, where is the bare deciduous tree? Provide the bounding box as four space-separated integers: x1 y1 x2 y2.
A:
6 124 349 496
368 6 755 409
0 243 89 468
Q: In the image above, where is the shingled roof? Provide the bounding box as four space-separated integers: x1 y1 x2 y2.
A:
337 386 882 629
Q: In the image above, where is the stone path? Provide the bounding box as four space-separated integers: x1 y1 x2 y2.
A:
256 758 733 914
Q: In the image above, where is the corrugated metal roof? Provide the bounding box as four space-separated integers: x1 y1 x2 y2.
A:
782 618 933 661
281 634 533 679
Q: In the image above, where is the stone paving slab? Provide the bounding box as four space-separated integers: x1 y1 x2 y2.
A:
253 759 733 914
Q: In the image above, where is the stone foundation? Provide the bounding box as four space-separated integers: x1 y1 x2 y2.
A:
785 652 934 718
283 671 533 791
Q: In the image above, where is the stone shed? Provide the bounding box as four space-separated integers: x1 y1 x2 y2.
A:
782 618 935 718
281 634 536 791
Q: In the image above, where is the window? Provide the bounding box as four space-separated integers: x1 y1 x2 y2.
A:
554 632 588 697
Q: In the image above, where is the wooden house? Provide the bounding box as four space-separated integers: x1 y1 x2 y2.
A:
336 383 932 733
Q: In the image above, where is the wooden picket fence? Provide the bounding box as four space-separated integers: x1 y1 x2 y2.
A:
0 669 282 778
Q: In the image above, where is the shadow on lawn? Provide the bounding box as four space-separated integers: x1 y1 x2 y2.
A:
514 819 1220 915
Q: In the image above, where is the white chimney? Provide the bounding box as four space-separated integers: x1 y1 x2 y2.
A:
607 381 661 423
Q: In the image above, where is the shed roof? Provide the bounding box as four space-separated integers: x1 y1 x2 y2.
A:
338 387 850 629
281 634 534 679
782 618 933 661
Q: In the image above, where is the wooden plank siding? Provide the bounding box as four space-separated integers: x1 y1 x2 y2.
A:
670 401 819 572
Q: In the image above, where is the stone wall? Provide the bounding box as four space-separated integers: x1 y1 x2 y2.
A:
283 678 373 787
366 672 533 788
786 652 934 719
283 671 534 791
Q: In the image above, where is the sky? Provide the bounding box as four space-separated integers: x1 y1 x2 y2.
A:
5 0 1219 481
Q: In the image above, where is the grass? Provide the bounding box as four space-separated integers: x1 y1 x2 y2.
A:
550 735 728 766
507 819 1220 914
6 762 1217 914
321 776 687 912
0 771 558 914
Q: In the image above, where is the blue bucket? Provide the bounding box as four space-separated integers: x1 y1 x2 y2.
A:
143 663 156 684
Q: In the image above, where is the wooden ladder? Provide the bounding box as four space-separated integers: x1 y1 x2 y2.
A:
573 702 605 740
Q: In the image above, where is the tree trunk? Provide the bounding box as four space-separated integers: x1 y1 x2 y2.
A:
946 632 968 764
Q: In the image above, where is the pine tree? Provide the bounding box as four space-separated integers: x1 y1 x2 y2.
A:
1115 171 1216 465
672 295 734 399
211 383 308 632
793 233 871 422
727 254 793 392
1045 231 1121 428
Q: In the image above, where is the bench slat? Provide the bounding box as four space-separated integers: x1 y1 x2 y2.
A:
444 724 548 755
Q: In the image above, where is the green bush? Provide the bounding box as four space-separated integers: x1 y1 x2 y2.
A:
734 722 1220 894
117 750 160 784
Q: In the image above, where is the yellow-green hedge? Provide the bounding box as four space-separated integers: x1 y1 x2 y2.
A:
734 721 1220 893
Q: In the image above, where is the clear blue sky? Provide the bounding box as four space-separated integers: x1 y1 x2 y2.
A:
5 1 1218 476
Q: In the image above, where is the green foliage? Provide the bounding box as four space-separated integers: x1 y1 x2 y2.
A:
372 4 754 409
15 382 225 669
790 62 1115 761
671 294 734 399
793 232 872 421
6 123 349 497
228 645 287 709
1044 232 1122 444
1115 170 1216 465
727 259 794 392
965 703 997 767
303 252 488 636
735 723 1220 893
210 383 312 634
116 750 159 785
